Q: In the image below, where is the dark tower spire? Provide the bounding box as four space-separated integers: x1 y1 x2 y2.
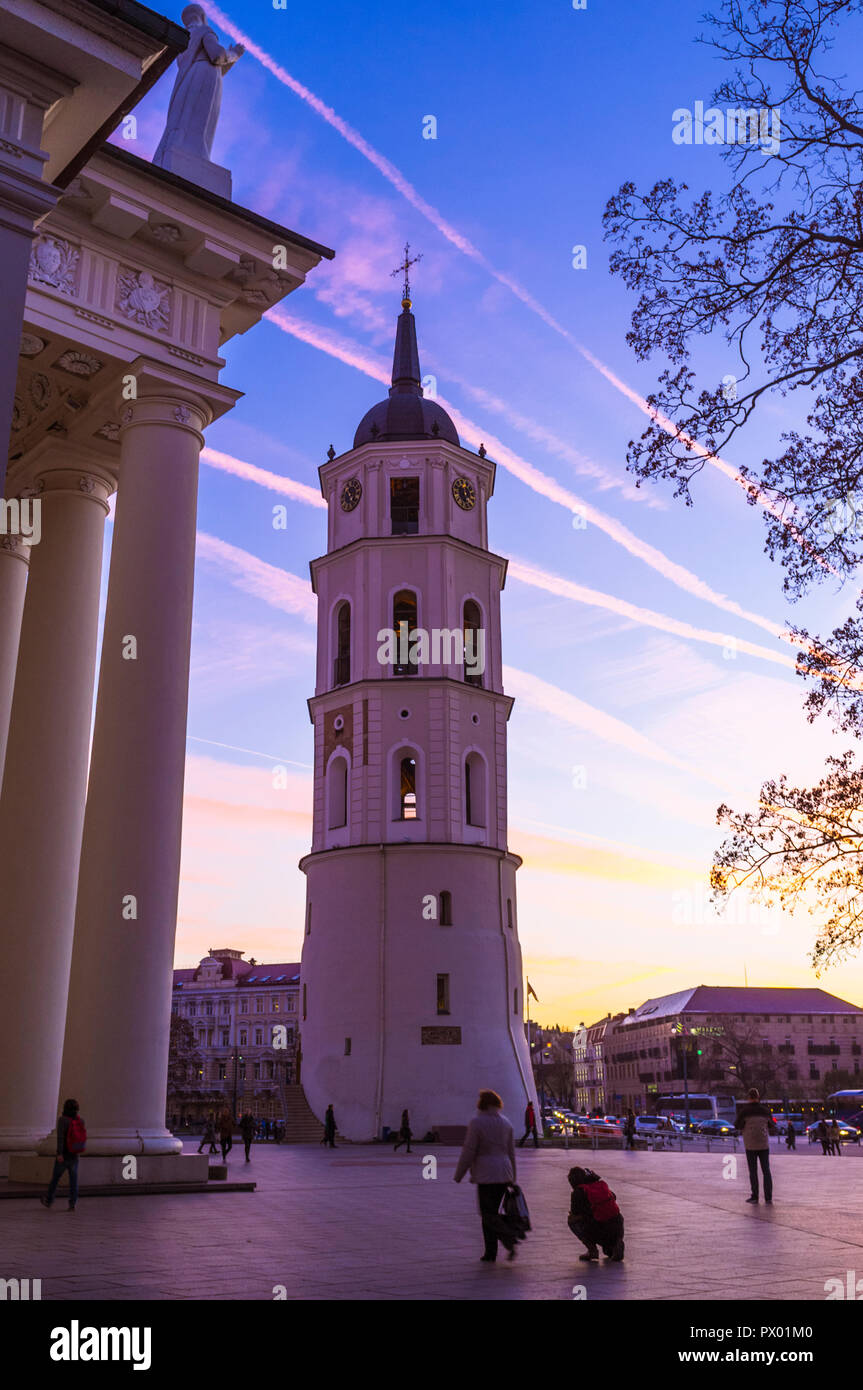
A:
389 242 423 397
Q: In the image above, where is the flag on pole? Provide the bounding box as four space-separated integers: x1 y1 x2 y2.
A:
527 980 539 1002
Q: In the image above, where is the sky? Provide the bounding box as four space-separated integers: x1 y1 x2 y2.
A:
105 0 863 1027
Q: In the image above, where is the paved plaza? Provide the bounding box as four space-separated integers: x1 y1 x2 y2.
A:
3 1141 861 1301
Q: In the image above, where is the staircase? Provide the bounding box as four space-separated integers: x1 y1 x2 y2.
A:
280 1083 324 1143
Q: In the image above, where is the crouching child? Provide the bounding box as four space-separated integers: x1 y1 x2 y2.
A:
567 1166 625 1262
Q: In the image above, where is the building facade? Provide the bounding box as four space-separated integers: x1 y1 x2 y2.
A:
298 285 538 1140
170 949 300 1125
601 986 863 1113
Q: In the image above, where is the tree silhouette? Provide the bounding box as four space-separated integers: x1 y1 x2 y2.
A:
604 0 863 967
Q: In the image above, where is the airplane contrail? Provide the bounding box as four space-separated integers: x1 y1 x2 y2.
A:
263 308 810 652
199 444 802 674
202 1 823 566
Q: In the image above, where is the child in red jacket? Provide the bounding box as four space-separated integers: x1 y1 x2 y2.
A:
567 1166 625 1261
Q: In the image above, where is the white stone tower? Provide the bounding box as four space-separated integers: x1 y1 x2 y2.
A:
299 269 537 1140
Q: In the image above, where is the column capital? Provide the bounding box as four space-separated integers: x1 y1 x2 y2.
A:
126 357 243 430
30 453 114 515
0 531 31 566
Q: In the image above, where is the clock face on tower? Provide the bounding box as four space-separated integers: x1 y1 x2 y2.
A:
340 477 362 512
452 476 476 511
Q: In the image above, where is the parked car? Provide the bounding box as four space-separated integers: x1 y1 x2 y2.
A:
576 1118 623 1139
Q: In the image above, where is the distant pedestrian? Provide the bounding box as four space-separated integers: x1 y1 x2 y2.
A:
817 1119 830 1155
454 1089 518 1263
393 1109 413 1153
567 1165 625 1262
518 1100 539 1148
198 1114 218 1154
831 1120 842 1156
322 1104 337 1148
40 1098 86 1212
736 1088 774 1204
624 1109 637 1150
218 1108 233 1161
239 1112 256 1162
785 1122 796 1151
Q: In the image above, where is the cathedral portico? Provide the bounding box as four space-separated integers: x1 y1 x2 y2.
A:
2 6 333 1182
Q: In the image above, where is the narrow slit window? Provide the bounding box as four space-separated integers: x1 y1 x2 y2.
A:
440 890 453 926
436 973 450 1015
334 602 351 686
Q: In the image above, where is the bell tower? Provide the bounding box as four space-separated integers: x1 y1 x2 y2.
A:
298 272 537 1139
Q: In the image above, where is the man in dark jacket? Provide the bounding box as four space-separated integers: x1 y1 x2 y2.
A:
40 1098 83 1212
519 1100 539 1148
735 1088 775 1203
567 1166 625 1261
239 1112 257 1162
322 1104 337 1148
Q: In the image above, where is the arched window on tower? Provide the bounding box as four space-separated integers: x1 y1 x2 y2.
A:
399 756 417 819
463 600 483 688
333 602 351 687
464 753 486 828
327 755 348 829
393 589 418 676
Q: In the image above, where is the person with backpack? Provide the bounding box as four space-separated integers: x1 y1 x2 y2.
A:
454 1089 519 1263
567 1165 625 1261
40 1098 86 1212
736 1088 775 1202
393 1108 413 1153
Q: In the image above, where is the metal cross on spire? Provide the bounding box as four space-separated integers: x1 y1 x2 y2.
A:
391 241 422 306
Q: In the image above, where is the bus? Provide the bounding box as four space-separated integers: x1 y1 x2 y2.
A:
655 1093 737 1126
826 1091 863 1127
765 1098 826 1134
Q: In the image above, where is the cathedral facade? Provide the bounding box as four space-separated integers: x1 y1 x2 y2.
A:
299 287 538 1140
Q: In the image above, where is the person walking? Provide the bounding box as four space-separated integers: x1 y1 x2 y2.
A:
830 1119 842 1156
518 1100 539 1148
239 1112 256 1162
393 1109 413 1153
624 1108 637 1151
785 1121 796 1151
198 1113 218 1155
322 1104 337 1148
40 1098 86 1212
454 1089 518 1263
817 1118 830 1155
218 1108 233 1161
736 1088 774 1204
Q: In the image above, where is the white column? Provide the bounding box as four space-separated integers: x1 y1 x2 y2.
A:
57 384 212 1155
0 459 112 1152
0 529 30 782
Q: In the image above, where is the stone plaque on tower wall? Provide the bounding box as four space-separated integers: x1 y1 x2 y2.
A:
421 1026 462 1045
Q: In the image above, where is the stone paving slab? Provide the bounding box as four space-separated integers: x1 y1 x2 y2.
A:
1 1141 860 1301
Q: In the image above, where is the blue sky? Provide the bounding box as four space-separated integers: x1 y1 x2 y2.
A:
107 0 863 1024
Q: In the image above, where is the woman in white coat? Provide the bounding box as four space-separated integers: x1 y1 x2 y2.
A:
454 1090 517 1262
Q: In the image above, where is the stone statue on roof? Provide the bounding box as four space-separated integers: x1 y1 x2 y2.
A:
152 4 244 199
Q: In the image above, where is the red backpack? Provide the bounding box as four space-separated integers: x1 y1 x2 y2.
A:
583 1179 619 1223
66 1116 87 1154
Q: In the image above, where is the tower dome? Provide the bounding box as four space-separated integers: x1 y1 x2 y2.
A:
353 297 459 448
